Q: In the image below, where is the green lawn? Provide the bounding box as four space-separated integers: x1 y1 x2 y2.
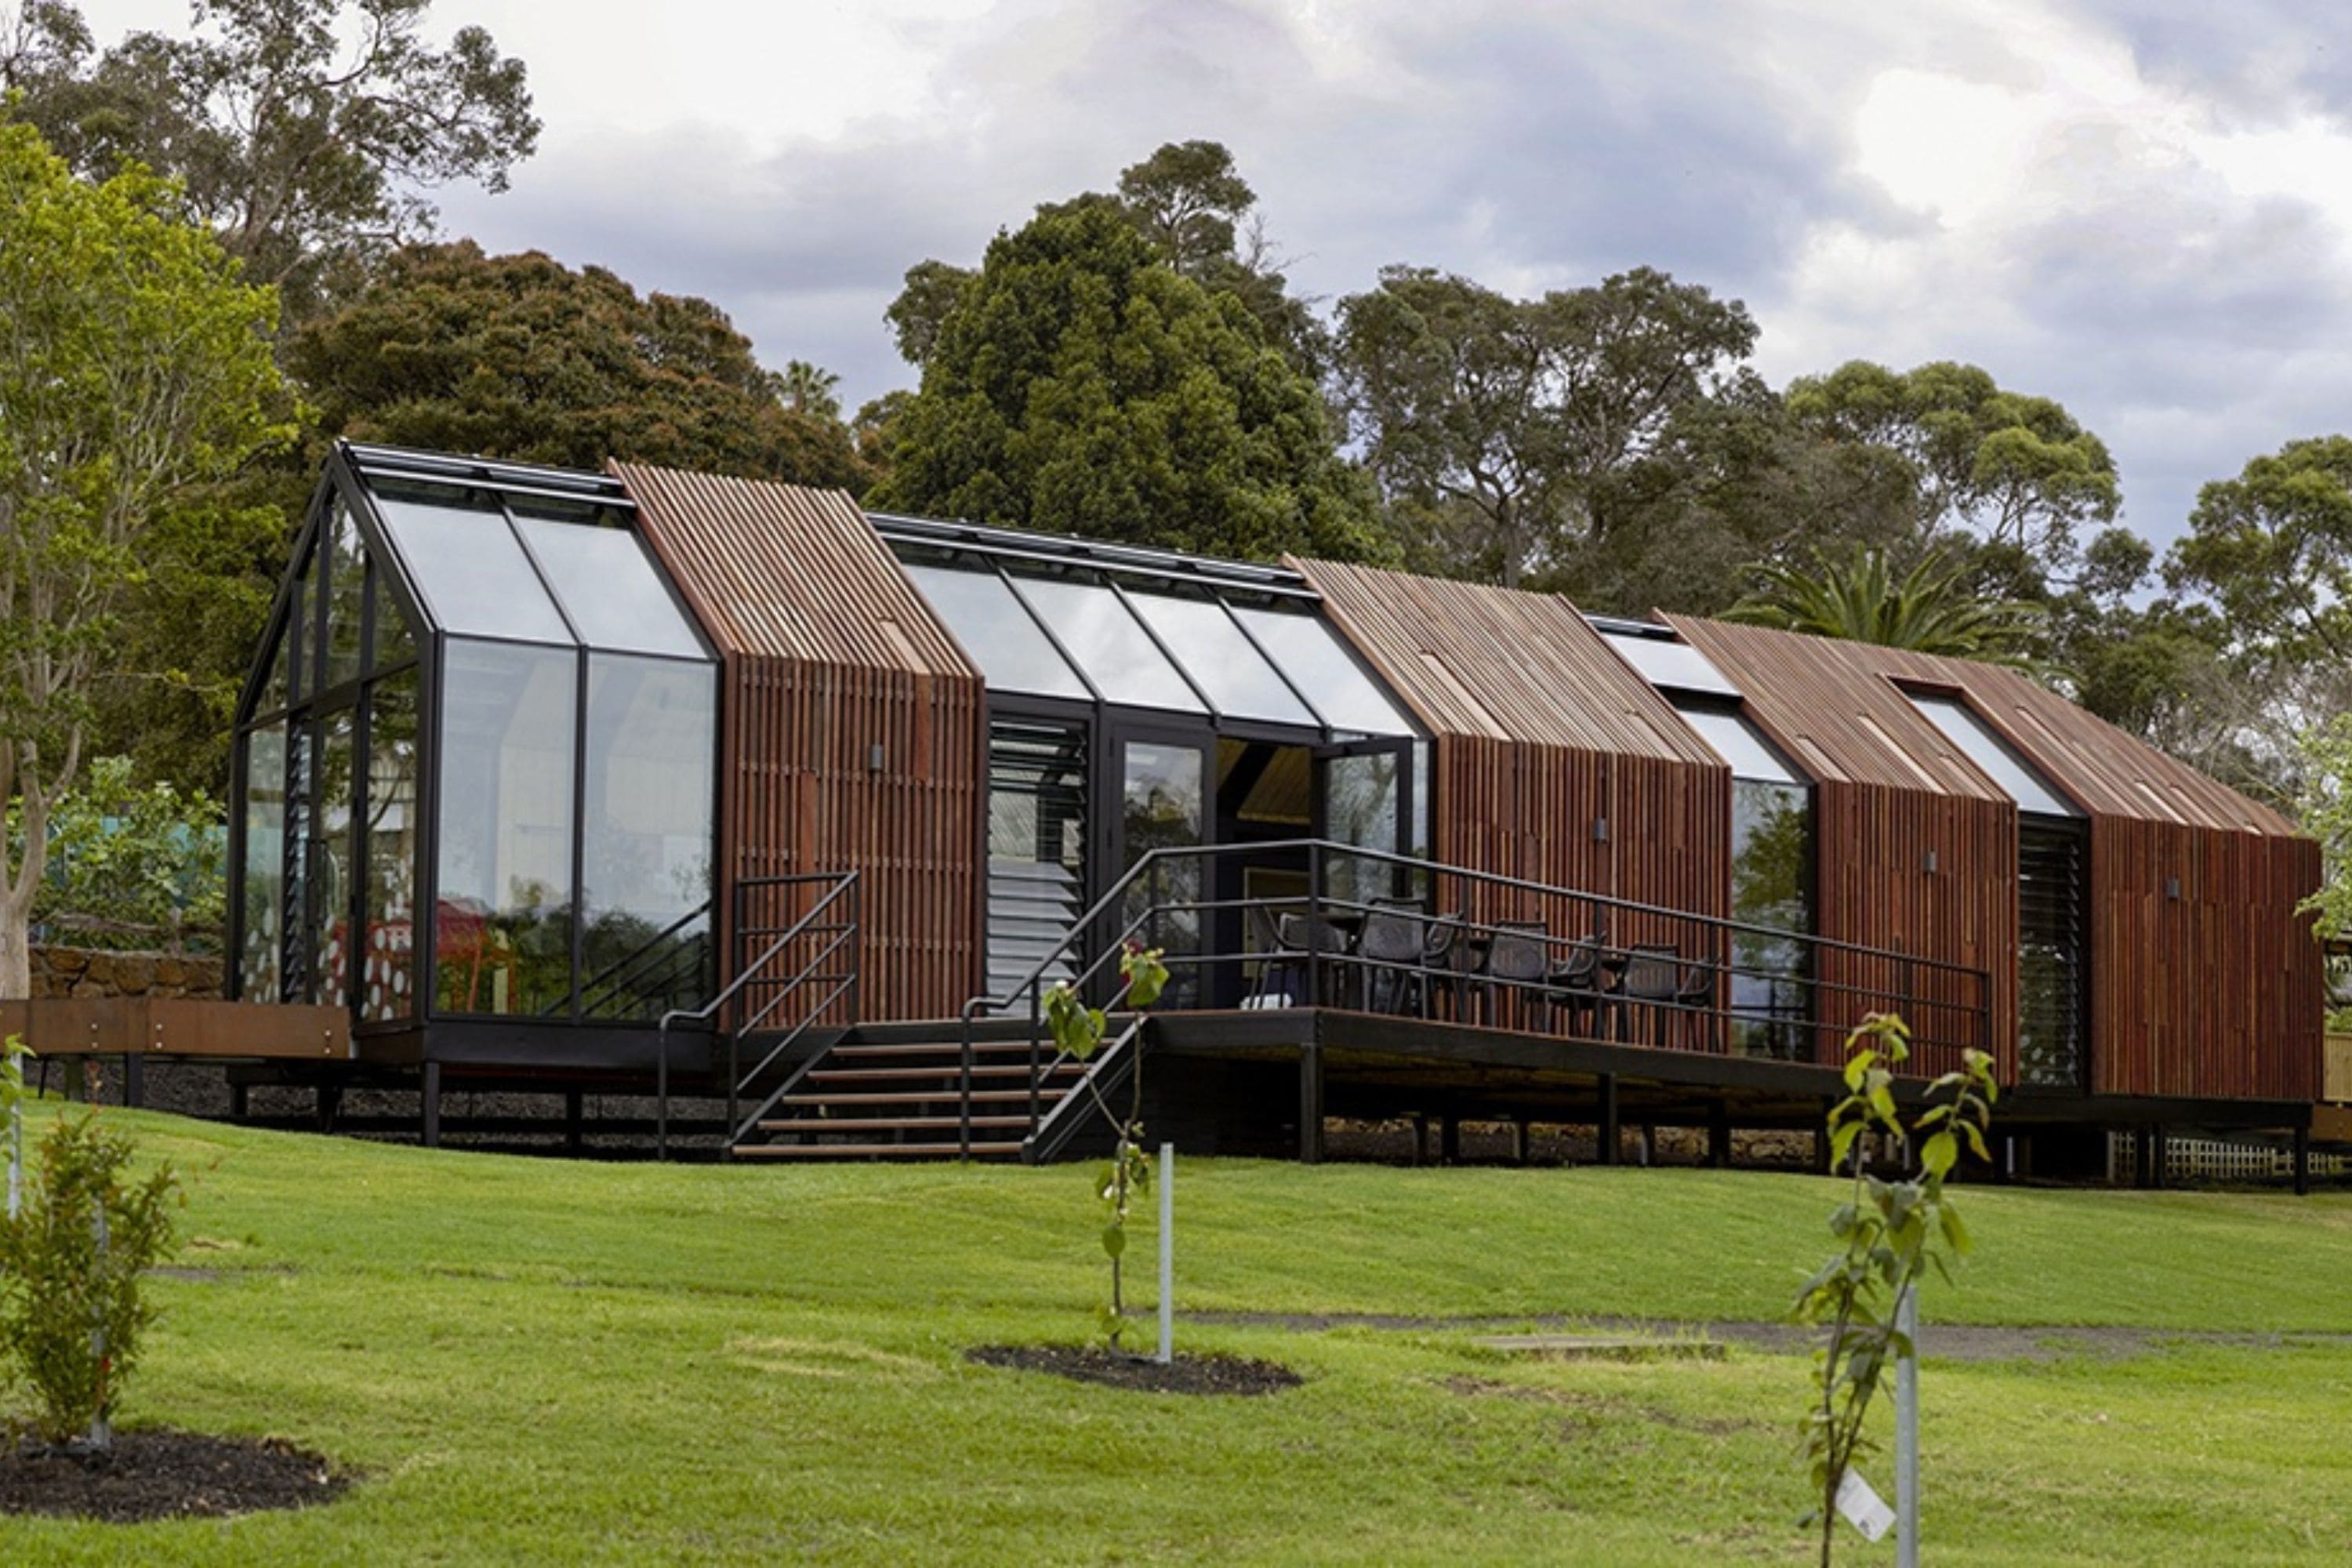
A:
5 1103 2350 1563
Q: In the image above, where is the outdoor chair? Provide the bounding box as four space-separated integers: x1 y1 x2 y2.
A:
1479 920 1551 1029
1421 909 1477 1021
1672 944 1722 1051
1541 931 1608 1037
1616 943 1682 1047
1358 900 1428 1016
1264 910 1353 1008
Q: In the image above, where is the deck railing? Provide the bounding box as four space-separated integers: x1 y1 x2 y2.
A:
960 840 1995 1159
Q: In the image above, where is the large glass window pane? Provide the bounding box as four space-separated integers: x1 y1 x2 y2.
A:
1015 577 1206 713
515 517 706 659
902 564 1089 700
283 725 311 1000
1120 739 1204 1004
326 502 367 689
1905 694 2082 817
1127 593 1316 727
363 675 419 1023
1322 748 1404 908
435 641 577 1014
258 613 289 718
238 724 285 1002
987 720 1087 996
372 485 572 644
311 710 358 1007
1233 608 1414 738
1677 705 1803 785
1730 779 1813 1061
580 656 717 1020
1599 629 1741 698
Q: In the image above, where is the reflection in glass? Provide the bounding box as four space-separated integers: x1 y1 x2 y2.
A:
987 720 1088 996
326 503 367 689
370 571 417 672
1120 741 1203 1004
1016 578 1205 712
238 724 285 1001
1905 695 2082 818
435 641 577 1014
515 518 705 659
374 485 571 643
1322 750 1403 908
363 676 419 1022
1232 608 1414 737
1679 706 1800 784
901 564 1089 700
1126 593 1315 726
580 656 716 1019
1728 779 1813 1060
311 710 357 1007
1599 630 1740 697
283 725 312 1002
259 615 289 718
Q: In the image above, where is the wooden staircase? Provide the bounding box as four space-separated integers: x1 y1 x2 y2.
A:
728 1018 1117 1161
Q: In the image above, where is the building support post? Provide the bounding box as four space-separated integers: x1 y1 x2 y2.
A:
1410 1112 1427 1167
1512 1117 1530 1167
2149 1124 2168 1190
565 1089 585 1155
421 1062 441 1149
1297 1042 1323 1165
2293 1124 2311 1197
1597 1074 1620 1166
1707 1100 1731 1169
315 1083 341 1134
1439 1114 1460 1166
122 1054 144 1110
229 1080 249 1122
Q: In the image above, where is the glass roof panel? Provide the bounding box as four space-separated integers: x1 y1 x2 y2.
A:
1127 592 1316 728
901 564 1089 700
1013 575 1206 713
370 484 571 644
1599 628 1741 697
1675 703 1805 785
515 517 708 659
1905 694 2082 817
1231 608 1416 738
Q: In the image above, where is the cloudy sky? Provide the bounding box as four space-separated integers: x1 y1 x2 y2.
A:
82 0 2352 547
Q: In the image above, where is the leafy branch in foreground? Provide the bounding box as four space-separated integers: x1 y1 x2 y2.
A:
1792 1013 1998 1566
1043 942 1169 1350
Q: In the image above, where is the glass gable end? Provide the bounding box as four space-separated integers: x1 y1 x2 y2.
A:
230 444 720 1030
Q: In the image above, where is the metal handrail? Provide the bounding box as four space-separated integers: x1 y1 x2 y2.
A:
653 869 860 1159
956 838 1997 1157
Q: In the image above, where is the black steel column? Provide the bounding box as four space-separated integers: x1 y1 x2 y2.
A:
1298 1041 1323 1165
229 1080 249 1121
1439 1115 1460 1166
566 1089 584 1154
1708 1100 1731 1169
1597 1073 1619 1167
122 1054 145 1109
2294 1124 2311 1197
421 1062 441 1149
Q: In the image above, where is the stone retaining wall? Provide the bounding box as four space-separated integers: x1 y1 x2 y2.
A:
26 945 223 1002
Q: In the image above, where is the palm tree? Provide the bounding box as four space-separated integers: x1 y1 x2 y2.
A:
1726 543 2045 669
775 359 843 422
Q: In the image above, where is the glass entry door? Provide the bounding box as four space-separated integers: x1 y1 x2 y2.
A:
1104 724 1212 1007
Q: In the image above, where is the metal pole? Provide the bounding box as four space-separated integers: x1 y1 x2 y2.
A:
655 1029 669 1161
1896 1282 1919 1568
1156 1142 1174 1366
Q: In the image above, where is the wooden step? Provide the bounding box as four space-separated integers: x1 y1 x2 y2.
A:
804 1063 1079 1083
825 1041 1050 1062
773 1088 1072 1107
757 1114 1029 1134
730 1140 1026 1159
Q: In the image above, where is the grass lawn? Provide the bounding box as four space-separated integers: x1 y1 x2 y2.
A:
4 1102 2350 1563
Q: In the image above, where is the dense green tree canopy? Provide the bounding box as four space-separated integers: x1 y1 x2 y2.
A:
1785 360 2119 571
288 241 864 486
2 0 537 315
0 121 290 995
1335 264 1758 588
872 198 1388 563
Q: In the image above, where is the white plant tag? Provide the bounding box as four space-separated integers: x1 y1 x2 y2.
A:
1835 1469 1896 1543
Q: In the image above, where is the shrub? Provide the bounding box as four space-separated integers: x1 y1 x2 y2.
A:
0 1110 181 1451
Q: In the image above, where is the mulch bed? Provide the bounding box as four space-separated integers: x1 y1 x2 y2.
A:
0 1430 347 1523
966 1344 1301 1396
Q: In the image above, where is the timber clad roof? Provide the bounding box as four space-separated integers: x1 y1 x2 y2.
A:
1294 558 1719 764
1670 613 2294 836
612 463 976 677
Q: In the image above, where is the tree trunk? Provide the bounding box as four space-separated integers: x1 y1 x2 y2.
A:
0 891 31 1002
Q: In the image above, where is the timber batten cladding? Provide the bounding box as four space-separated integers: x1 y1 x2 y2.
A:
1294 559 1733 946
1671 614 2321 1100
615 463 985 1022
